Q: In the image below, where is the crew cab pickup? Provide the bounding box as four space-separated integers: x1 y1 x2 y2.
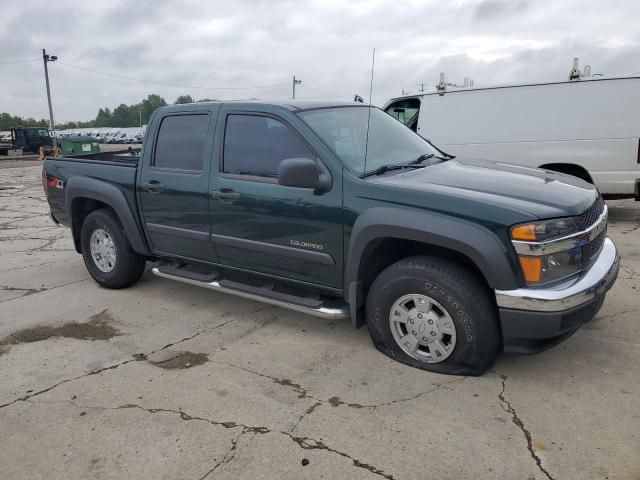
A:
43 101 620 375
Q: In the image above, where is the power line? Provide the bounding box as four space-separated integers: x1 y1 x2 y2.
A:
0 58 39 64
55 61 290 91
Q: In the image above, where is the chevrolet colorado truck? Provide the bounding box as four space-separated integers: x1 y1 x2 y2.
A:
43 101 620 375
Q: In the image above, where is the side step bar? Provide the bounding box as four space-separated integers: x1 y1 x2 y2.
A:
151 266 350 320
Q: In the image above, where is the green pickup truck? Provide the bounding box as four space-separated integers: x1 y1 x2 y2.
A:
43 101 619 375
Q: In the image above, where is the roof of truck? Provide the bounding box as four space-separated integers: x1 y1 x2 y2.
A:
159 100 360 114
265 100 358 111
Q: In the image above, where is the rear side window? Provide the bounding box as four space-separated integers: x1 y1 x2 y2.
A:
223 114 314 177
154 114 209 171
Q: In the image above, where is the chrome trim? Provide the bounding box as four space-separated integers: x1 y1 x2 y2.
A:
496 237 619 312
146 222 209 241
210 232 336 266
512 205 608 256
151 267 350 320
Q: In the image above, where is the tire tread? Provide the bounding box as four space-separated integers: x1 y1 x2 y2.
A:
80 208 146 289
366 255 501 376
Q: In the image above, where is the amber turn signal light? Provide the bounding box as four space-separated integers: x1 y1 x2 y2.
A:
511 223 537 241
518 256 542 283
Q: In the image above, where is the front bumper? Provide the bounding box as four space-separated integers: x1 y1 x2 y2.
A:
495 237 619 352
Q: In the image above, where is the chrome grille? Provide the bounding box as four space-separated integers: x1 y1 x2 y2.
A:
574 196 607 269
583 230 606 269
575 196 604 230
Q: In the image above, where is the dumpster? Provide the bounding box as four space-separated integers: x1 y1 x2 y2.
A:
59 136 100 156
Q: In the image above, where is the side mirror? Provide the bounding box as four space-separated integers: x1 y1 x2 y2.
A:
278 157 321 189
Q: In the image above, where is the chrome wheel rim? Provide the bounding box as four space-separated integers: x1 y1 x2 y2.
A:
389 294 457 363
90 228 116 273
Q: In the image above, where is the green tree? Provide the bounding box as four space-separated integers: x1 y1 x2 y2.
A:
141 94 167 125
174 94 194 104
57 121 79 130
2 93 171 131
95 107 112 127
111 104 136 127
0 112 49 130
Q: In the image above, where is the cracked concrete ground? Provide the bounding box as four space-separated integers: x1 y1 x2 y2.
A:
1 161 639 480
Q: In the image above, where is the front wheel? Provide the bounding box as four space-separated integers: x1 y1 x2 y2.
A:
80 209 146 289
366 256 501 376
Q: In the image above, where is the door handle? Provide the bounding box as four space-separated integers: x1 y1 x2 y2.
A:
142 181 165 193
213 189 240 201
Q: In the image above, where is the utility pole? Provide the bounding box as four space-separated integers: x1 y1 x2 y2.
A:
42 49 58 148
420 83 425 92
292 75 301 99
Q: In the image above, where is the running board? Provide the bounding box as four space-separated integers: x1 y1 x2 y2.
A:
151 266 350 320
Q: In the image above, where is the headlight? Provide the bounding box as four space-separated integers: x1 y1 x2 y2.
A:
511 217 578 242
511 218 581 286
517 250 582 285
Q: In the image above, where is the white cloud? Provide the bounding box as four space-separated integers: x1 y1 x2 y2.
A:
1 0 639 121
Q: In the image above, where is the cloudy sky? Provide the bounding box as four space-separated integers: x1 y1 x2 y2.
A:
2 0 640 122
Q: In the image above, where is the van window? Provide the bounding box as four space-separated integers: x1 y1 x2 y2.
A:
385 98 421 132
223 114 314 178
154 114 209 171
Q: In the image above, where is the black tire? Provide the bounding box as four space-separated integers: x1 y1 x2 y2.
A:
366 256 501 376
80 208 146 289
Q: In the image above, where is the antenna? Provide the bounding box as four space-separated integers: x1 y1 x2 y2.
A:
436 72 473 95
363 48 375 178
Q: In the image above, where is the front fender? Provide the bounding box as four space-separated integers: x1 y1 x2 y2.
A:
345 207 521 326
65 176 151 256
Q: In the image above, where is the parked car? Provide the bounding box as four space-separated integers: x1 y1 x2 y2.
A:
109 132 128 143
42 101 619 375
123 132 142 144
102 132 119 143
384 76 640 199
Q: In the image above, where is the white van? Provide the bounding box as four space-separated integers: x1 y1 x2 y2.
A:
383 77 640 199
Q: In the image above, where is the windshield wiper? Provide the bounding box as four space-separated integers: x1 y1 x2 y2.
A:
424 139 456 159
362 163 425 178
408 153 435 165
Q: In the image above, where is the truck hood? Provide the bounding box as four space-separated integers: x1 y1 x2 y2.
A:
371 158 598 218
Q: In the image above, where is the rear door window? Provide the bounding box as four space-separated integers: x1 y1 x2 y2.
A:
154 114 209 171
222 114 314 178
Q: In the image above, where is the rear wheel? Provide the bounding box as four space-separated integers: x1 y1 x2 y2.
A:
80 209 146 289
366 256 501 376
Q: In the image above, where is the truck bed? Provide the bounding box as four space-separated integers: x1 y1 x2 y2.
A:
43 152 140 228
47 149 140 165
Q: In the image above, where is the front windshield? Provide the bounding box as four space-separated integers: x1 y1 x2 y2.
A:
298 106 440 174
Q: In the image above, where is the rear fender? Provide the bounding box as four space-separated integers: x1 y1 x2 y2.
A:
65 176 151 256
